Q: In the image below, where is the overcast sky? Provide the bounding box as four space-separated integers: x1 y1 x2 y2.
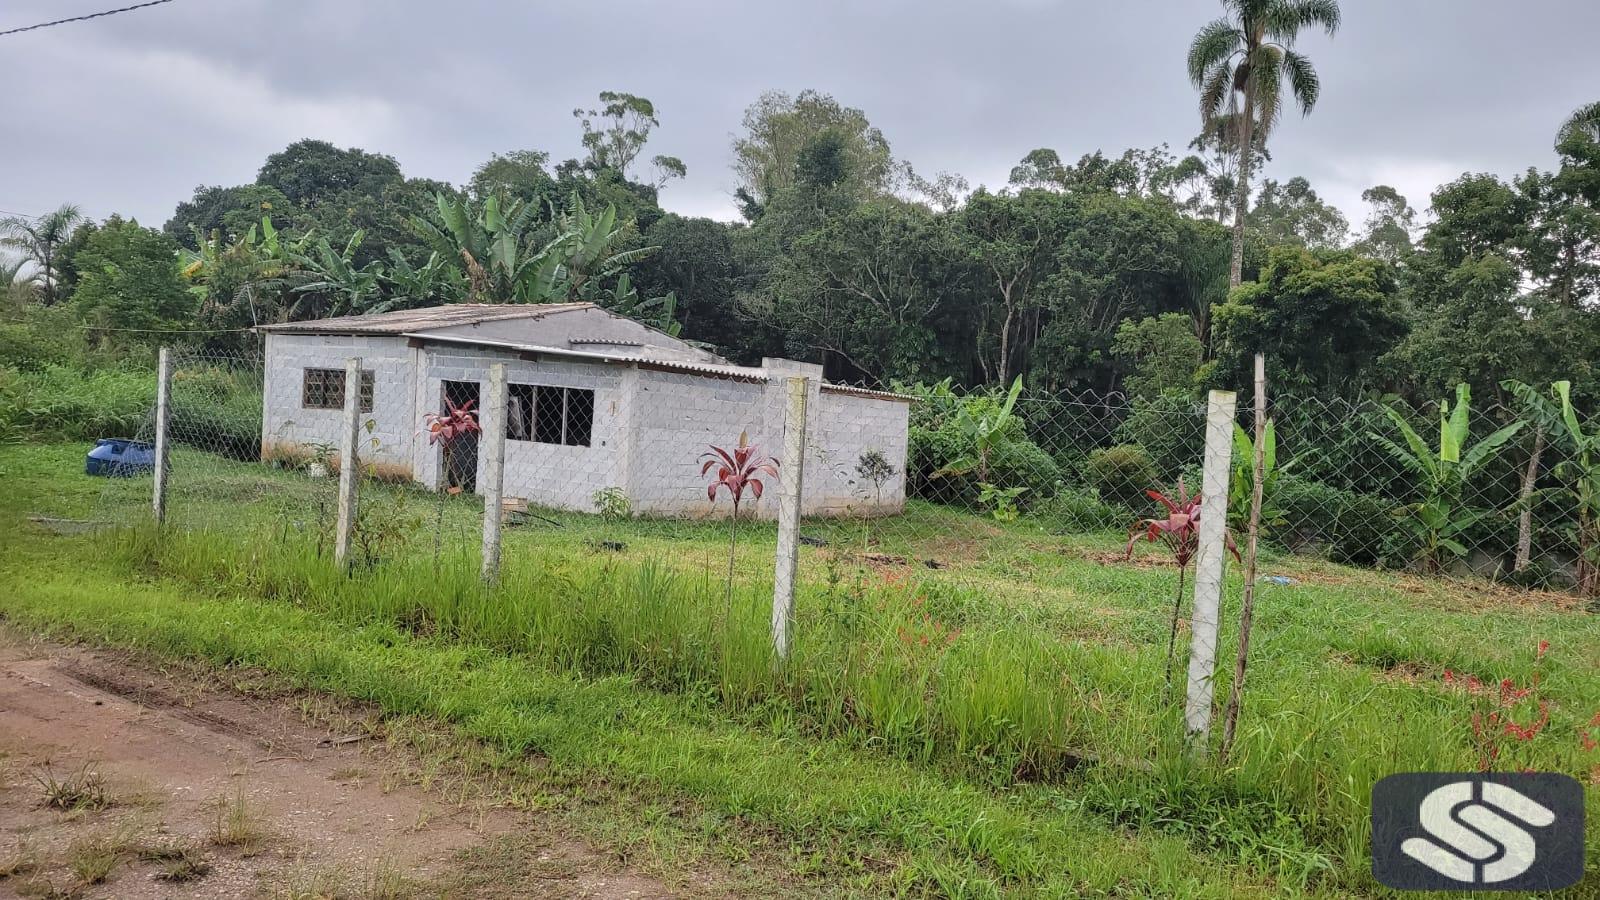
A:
2 0 1596 232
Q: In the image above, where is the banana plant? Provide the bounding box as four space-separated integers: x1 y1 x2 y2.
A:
1228 419 1290 536
555 195 657 299
410 192 662 309
931 376 1024 485
295 230 383 316
179 217 315 324
373 248 464 312
1370 383 1525 573
596 273 681 336
1504 379 1600 596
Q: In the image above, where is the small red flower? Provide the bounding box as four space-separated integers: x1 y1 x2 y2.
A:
1536 639 1550 660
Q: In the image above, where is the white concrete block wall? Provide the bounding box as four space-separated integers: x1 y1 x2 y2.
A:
626 368 784 518
260 332 416 475
414 346 628 510
808 390 911 515
625 367 910 519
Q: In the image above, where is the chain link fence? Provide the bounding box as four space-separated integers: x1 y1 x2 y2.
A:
89 349 1598 605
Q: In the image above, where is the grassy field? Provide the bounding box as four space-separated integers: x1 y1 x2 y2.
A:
2 441 1596 897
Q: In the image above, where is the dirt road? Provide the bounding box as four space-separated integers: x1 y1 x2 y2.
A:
0 632 677 898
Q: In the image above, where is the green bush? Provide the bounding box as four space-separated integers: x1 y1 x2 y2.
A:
1035 487 1124 533
170 366 263 459
901 380 1059 506
1085 444 1158 509
0 364 154 442
0 308 81 372
1116 391 1204 475
1275 475 1405 566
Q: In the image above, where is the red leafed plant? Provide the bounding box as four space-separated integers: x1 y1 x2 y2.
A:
423 399 481 449
701 431 779 610
1441 639 1599 772
1125 479 1240 695
420 399 481 560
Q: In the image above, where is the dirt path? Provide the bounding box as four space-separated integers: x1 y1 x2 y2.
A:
0 633 677 899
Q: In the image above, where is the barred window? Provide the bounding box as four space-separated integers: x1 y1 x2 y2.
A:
508 384 593 447
302 368 374 412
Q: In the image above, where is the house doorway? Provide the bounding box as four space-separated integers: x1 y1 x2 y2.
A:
441 380 480 492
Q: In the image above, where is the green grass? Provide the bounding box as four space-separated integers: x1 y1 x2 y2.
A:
1 441 1596 897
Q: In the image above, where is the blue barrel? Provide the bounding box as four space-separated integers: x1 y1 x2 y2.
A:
85 438 156 477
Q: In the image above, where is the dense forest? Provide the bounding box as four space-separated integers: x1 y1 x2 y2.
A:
4 86 1599 410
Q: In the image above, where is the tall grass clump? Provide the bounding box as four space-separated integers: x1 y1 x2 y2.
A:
0 364 154 442
115 525 1127 784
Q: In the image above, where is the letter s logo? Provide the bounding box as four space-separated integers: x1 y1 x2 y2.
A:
1401 781 1557 883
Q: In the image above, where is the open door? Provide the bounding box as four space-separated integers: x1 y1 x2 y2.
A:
441 380 480 492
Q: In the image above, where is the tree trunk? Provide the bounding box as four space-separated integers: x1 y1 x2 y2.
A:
1514 426 1545 572
1229 88 1258 290
998 301 1015 386
41 246 55 306
1221 355 1267 762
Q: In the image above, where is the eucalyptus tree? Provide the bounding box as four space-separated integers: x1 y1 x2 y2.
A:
0 203 84 305
1188 0 1340 287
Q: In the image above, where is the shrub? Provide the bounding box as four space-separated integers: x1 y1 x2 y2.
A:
0 307 81 372
1275 474 1405 566
170 366 263 459
1035 487 1123 533
1085 444 1158 509
0 364 153 442
1116 391 1204 475
902 380 1058 506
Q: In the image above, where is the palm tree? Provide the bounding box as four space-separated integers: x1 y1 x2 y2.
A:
0 203 84 305
1188 0 1340 288
1557 101 1600 147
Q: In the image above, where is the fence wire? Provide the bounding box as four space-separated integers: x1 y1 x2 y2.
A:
88 350 1599 602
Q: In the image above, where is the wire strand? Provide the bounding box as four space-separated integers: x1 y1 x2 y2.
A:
0 0 175 38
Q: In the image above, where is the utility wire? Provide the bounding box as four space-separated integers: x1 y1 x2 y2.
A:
0 0 175 38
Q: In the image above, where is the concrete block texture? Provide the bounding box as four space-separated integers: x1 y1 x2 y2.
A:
262 334 909 519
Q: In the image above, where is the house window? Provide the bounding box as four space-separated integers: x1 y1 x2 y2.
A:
302 368 374 412
508 384 593 447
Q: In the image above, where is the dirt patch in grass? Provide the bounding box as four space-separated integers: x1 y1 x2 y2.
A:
0 633 693 898
1080 548 1173 571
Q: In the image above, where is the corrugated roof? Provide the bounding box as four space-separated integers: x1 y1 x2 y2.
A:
256 303 593 335
399 331 903 395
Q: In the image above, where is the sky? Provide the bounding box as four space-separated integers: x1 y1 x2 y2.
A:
2 0 1597 233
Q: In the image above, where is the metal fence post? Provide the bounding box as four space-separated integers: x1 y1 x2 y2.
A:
771 376 809 661
333 357 362 570
481 363 507 582
1185 388 1237 749
151 347 172 525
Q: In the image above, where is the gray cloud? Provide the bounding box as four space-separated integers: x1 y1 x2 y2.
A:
2 0 1595 230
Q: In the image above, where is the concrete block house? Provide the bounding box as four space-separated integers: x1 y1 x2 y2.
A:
258 304 911 518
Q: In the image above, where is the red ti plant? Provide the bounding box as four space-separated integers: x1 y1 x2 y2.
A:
701 431 779 610
421 398 481 561
1125 478 1240 695
423 398 480 450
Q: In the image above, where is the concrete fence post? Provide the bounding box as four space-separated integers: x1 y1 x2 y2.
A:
771 376 809 661
151 347 172 525
333 357 362 570
1184 388 1237 749
481 363 507 582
